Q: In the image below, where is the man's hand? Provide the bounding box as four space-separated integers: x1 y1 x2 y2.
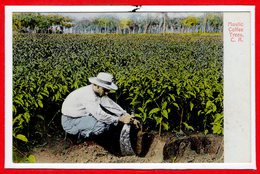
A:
119 113 134 124
119 113 141 128
132 119 141 129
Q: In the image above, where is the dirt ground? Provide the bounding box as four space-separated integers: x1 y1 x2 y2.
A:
32 132 224 163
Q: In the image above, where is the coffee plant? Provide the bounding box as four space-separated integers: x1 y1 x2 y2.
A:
12 33 223 161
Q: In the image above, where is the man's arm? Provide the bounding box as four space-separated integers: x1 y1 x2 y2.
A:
100 96 127 116
83 100 119 125
100 96 140 126
84 96 137 125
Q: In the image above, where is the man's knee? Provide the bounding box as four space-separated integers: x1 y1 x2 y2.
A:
61 114 95 136
61 115 77 135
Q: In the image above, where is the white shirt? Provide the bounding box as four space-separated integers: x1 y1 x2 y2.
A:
61 85 126 125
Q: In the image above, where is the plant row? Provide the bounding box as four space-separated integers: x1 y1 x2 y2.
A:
12 33 223 157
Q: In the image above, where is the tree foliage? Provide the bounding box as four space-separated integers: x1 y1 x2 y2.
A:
13 13 73 33
180 16 200 32
205 14 223 32
13 13 223 34
71 13 223 34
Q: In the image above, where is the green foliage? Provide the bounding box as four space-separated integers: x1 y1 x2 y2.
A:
181 16 199 27
13 148 36 163
206 14 223 29
119 18 134 29
15 134 28 143
13 33 223 157
60 13 222 34
13 13 73 33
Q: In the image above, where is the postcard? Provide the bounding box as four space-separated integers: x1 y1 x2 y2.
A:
4 5 255 169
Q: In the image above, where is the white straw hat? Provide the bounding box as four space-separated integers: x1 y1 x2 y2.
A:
88 72 118 90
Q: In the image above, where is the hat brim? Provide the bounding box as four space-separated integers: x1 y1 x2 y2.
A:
89 77 118 90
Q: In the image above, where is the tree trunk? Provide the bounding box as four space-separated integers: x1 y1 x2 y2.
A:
144 22 151 33
163 13 166 34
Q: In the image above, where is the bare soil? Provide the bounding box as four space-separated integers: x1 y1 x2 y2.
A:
32 132 223 163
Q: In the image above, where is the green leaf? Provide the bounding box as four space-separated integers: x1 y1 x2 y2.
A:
37 94 43 100
14 99 24 106
184 94 189 98
212 104 217 112
147 89 154 98
13 106 17 114
138 107 144 113
183 122 194 131
169 94 176 101
27 155 36 163
134 114 142 118
15 134 28 143
130 100 141 106
206 100 212 109
212 124 222 134
41 89 49 97
162 101 167 109
214 113 221 120
206 110 212 115
34 102 38 108
177 88 181 95
187 91 196 97
153 116 162 125
13 114 23 125
190 102 194 111
143 113 147 121
162 109 168 119
204 129 209 135
38 100 43 108
173 103 179 110
162 122 169 131
23 112 30 123
194 86 200 93
149 108 160 115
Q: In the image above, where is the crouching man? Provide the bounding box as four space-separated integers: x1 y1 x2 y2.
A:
61 72 143 156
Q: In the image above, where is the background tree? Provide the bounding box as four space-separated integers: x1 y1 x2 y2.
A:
180 16 200 33
13 13 40 32
168 17 182 33
13 12 223 34
119 18 133 34
13 13 73 33
93 17 109 33
206 14 223 32
201 13 223 33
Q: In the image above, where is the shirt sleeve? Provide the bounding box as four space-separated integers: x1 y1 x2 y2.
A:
96 106 119 125
84 99 120 125
100 96 127 117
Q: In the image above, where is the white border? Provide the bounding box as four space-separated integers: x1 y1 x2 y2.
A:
4 163 257 169
250 8 256 169
5 5 256 169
